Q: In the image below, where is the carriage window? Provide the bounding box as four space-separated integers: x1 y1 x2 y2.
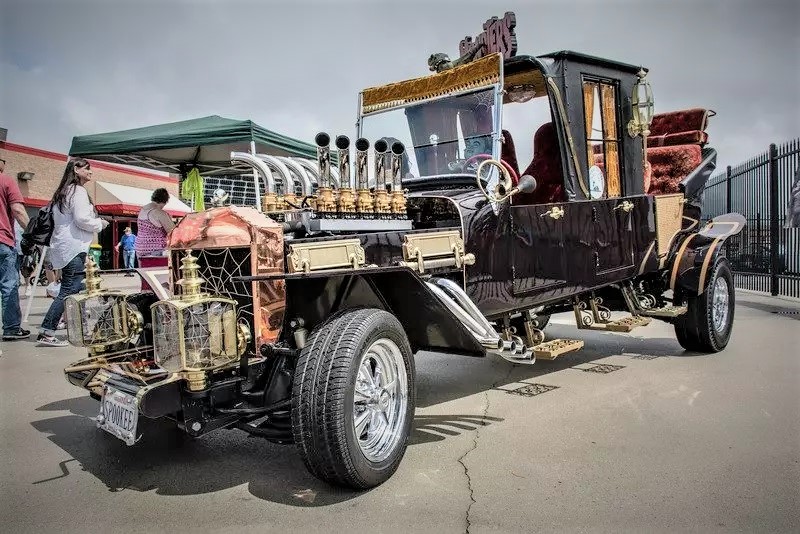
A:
582 79 621 198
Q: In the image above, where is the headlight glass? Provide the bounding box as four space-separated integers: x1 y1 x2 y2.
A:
153 302 182 372
65 294 126 347
182 300 239 370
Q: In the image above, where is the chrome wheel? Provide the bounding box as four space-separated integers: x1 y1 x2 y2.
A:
711 277 730 333
353 338 408 462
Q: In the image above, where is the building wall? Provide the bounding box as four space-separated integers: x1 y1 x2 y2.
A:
0 142 179 208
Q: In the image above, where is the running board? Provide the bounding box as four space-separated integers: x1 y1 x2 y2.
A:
638 305 688 318
530 339 584 360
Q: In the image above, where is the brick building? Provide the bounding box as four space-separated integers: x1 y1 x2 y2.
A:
1 135 190 270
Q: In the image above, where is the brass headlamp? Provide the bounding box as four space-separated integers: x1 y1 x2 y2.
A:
64 256 143 352
150 250 251 390
627 68 655 138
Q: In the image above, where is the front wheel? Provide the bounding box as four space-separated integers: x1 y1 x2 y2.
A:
291 308 415 489
674 257 735 352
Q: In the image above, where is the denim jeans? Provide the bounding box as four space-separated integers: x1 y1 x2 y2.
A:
41 252 86 335
0 243 22 334
123 249 136 269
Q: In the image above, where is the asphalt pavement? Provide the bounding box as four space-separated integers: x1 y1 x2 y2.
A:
1 280 798 533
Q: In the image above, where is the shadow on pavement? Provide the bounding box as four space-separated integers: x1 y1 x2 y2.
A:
414 322 686 408
31 396 364 506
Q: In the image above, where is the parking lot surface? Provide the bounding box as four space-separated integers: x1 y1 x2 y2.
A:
1 283 798 533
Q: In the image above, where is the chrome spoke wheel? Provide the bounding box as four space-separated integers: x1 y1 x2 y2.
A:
353 338 408 463
711 277 730 333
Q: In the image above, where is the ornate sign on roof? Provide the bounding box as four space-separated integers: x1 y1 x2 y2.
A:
459 12 517 61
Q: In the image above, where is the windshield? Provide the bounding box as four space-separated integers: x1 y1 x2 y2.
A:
359 87 499 180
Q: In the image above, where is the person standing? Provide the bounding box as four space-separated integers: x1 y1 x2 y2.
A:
134 188 175 261
37 158 108 347
114 226 137 275
0 156 31 341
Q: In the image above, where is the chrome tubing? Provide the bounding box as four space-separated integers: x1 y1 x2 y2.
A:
257 154 296 196
231 151 275 195
354 137 370 190
432 278 495 337
291 158 340 189
428 277 531 359
424 282 503 350
335 135 353 190
315 132 332 189
277 156 313 196
390 141 405 191
373 138 389 190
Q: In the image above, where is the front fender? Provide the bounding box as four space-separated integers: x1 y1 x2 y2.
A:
284 268 485 357
669 213 746 296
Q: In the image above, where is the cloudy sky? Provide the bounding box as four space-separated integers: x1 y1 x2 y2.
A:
1 0 798 172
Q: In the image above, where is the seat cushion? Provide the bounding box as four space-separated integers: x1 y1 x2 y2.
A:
647 130 708 148
646 144 702 195
650 108 709 137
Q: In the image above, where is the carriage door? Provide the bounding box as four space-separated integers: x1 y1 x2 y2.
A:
582 77 635 276
510 203 568 295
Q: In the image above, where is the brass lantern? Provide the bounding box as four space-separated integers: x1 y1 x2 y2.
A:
64 256 142 352
150 250 251 391
627 68 655 137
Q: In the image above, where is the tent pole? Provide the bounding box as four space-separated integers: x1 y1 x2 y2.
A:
250 140 262 212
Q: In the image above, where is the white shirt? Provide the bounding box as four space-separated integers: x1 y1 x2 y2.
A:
49 184 107 270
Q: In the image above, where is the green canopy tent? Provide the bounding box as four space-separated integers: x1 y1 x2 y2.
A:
68 114 317 176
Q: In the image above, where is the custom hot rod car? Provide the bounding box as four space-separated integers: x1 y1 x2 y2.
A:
63 37 744 489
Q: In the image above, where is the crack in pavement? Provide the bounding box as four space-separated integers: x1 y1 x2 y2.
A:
458 359 516 533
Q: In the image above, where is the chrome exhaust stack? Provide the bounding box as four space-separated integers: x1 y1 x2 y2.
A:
354 137 373 218
389 141 407 218
335 135 356 217
314 132 337 215
425 277 534 364
231 151 276 212
373 139 391 217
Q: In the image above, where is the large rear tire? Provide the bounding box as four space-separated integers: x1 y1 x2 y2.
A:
291 308 415 489
674 257 735 352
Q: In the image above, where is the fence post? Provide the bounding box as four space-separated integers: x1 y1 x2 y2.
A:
725 165 732 257
769 143 779 296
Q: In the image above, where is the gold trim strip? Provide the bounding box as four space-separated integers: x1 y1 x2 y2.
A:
670 234 696 290
638 241 656 275
697 239 722 294
361 54 502 113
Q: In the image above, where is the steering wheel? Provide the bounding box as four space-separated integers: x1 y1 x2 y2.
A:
465 154 519 184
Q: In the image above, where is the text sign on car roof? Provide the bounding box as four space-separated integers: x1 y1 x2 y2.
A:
459 12 518 60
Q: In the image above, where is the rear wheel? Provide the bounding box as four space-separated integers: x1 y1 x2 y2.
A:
674 257 735 352
291 308 415 489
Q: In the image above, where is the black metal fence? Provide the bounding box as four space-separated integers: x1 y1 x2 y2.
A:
703 139 800 297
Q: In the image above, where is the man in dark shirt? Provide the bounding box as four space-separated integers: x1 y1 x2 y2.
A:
0 157 31 340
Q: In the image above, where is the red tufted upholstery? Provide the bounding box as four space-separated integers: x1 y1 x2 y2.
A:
514 122 565 204
647 108 709 148
501 129 520 180
646 144 702 195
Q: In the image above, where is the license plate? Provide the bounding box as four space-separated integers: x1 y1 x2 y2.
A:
98 386 139 446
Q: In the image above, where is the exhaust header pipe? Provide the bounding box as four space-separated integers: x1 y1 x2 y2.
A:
335 135 352 190
354 138 370 190
390 142 405 192
315 132 332 189
231 151 275 196
373 138 389 191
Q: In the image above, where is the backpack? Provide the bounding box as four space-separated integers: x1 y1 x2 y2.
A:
21 203 54 255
